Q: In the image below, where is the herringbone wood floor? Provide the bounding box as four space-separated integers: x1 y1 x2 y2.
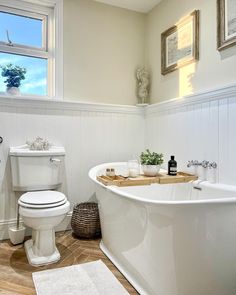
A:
0 231 139 295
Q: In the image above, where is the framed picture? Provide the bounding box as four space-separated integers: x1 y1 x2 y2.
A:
217 0 236 51
161 10 199 75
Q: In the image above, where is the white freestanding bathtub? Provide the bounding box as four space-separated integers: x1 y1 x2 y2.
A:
89 163 236 295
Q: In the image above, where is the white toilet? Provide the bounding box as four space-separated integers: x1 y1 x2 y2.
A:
10 145 70 266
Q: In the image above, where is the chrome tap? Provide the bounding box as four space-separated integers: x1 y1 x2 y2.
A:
187 160 217 169
201 160 209 168
187 160 201 168
209 162 217 169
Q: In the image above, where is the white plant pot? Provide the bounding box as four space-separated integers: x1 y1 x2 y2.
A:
6 87 20 96
142 165 161 177
9 225 26 245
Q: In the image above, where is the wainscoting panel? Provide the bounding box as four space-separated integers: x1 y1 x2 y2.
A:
220 97 236 185
1 84 236 240
145 84 236 186
0 98 145 239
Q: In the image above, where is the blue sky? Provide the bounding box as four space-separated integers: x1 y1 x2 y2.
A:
0 12 47 95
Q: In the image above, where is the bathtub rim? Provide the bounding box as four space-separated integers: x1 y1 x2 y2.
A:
89 162 236 205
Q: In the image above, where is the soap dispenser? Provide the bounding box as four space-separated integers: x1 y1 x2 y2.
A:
168 156 177 176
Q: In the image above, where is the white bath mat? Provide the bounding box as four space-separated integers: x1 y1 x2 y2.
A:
32 260 129 295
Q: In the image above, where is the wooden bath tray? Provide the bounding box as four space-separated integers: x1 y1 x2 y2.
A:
158 172 198 184
97 172 198 187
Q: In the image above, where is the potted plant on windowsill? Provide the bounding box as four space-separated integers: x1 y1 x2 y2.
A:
140 149 164 176
0 64 26 96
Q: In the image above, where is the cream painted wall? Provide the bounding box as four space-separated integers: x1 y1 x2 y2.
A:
63 0 145 105
146 0 236 103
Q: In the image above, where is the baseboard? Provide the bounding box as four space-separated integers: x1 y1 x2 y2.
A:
0 212 72 241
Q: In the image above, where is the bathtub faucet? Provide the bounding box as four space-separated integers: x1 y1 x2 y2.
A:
201 160 209 168
187 160 202 168
187 160 217 169
208 162 217 169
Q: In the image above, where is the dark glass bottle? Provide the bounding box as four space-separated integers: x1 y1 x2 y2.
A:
168 156 177 176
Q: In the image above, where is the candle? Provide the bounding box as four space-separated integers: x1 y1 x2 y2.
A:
129 168 138 178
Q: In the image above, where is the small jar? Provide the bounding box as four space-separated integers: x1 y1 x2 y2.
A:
106 168 111 176
106 168 115 177
110 168 115 177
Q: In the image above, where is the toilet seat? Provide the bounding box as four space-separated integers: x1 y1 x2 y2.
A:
19 191 67 209
19 201 70 218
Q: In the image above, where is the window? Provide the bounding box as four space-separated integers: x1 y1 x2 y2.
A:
0 0 63 98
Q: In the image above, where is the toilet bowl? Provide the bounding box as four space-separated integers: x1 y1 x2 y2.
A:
19 190 70 266
10 144 69 266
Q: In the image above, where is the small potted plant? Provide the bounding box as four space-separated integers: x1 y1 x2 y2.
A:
0 63 26 95
140 149 164 176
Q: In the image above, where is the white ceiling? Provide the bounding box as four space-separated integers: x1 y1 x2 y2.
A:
93 0 162 13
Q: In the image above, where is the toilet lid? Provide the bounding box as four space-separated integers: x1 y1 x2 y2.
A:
19 191 67 209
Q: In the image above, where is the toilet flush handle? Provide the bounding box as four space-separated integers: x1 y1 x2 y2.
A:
50 158 61 163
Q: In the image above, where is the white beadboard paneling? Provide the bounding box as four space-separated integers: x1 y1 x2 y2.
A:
219 99 229 184
146 90 235 185
145 83 236 183
0 104 144 238
1 83 236 240
185 105 197 166
226 98 236 185
207 100 219 183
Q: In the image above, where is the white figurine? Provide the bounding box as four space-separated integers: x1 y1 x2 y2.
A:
136 68 150 105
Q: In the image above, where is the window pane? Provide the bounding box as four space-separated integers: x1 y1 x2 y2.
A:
0 53 47 96
0 11 43 48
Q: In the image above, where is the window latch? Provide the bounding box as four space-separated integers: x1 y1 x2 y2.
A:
6 30 13 46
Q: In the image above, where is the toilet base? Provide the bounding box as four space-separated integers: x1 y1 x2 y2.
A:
24 239 60 266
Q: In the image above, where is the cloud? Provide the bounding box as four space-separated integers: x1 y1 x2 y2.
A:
21 78 46 90
0 55 24 65
27 67 47 76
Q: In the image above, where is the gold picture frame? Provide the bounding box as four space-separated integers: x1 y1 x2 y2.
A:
161 10 199 75
217 0 236 51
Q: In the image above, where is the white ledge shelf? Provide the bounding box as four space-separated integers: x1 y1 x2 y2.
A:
0 82 236 116
0 94 143 115
146 83 236 116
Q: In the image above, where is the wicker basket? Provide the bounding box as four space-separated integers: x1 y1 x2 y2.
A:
71 202 101 238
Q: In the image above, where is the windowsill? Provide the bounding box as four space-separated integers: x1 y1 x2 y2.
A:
0 91 62 101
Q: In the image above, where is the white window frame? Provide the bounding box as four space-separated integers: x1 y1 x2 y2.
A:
0 6 48 54
0 0 63 99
